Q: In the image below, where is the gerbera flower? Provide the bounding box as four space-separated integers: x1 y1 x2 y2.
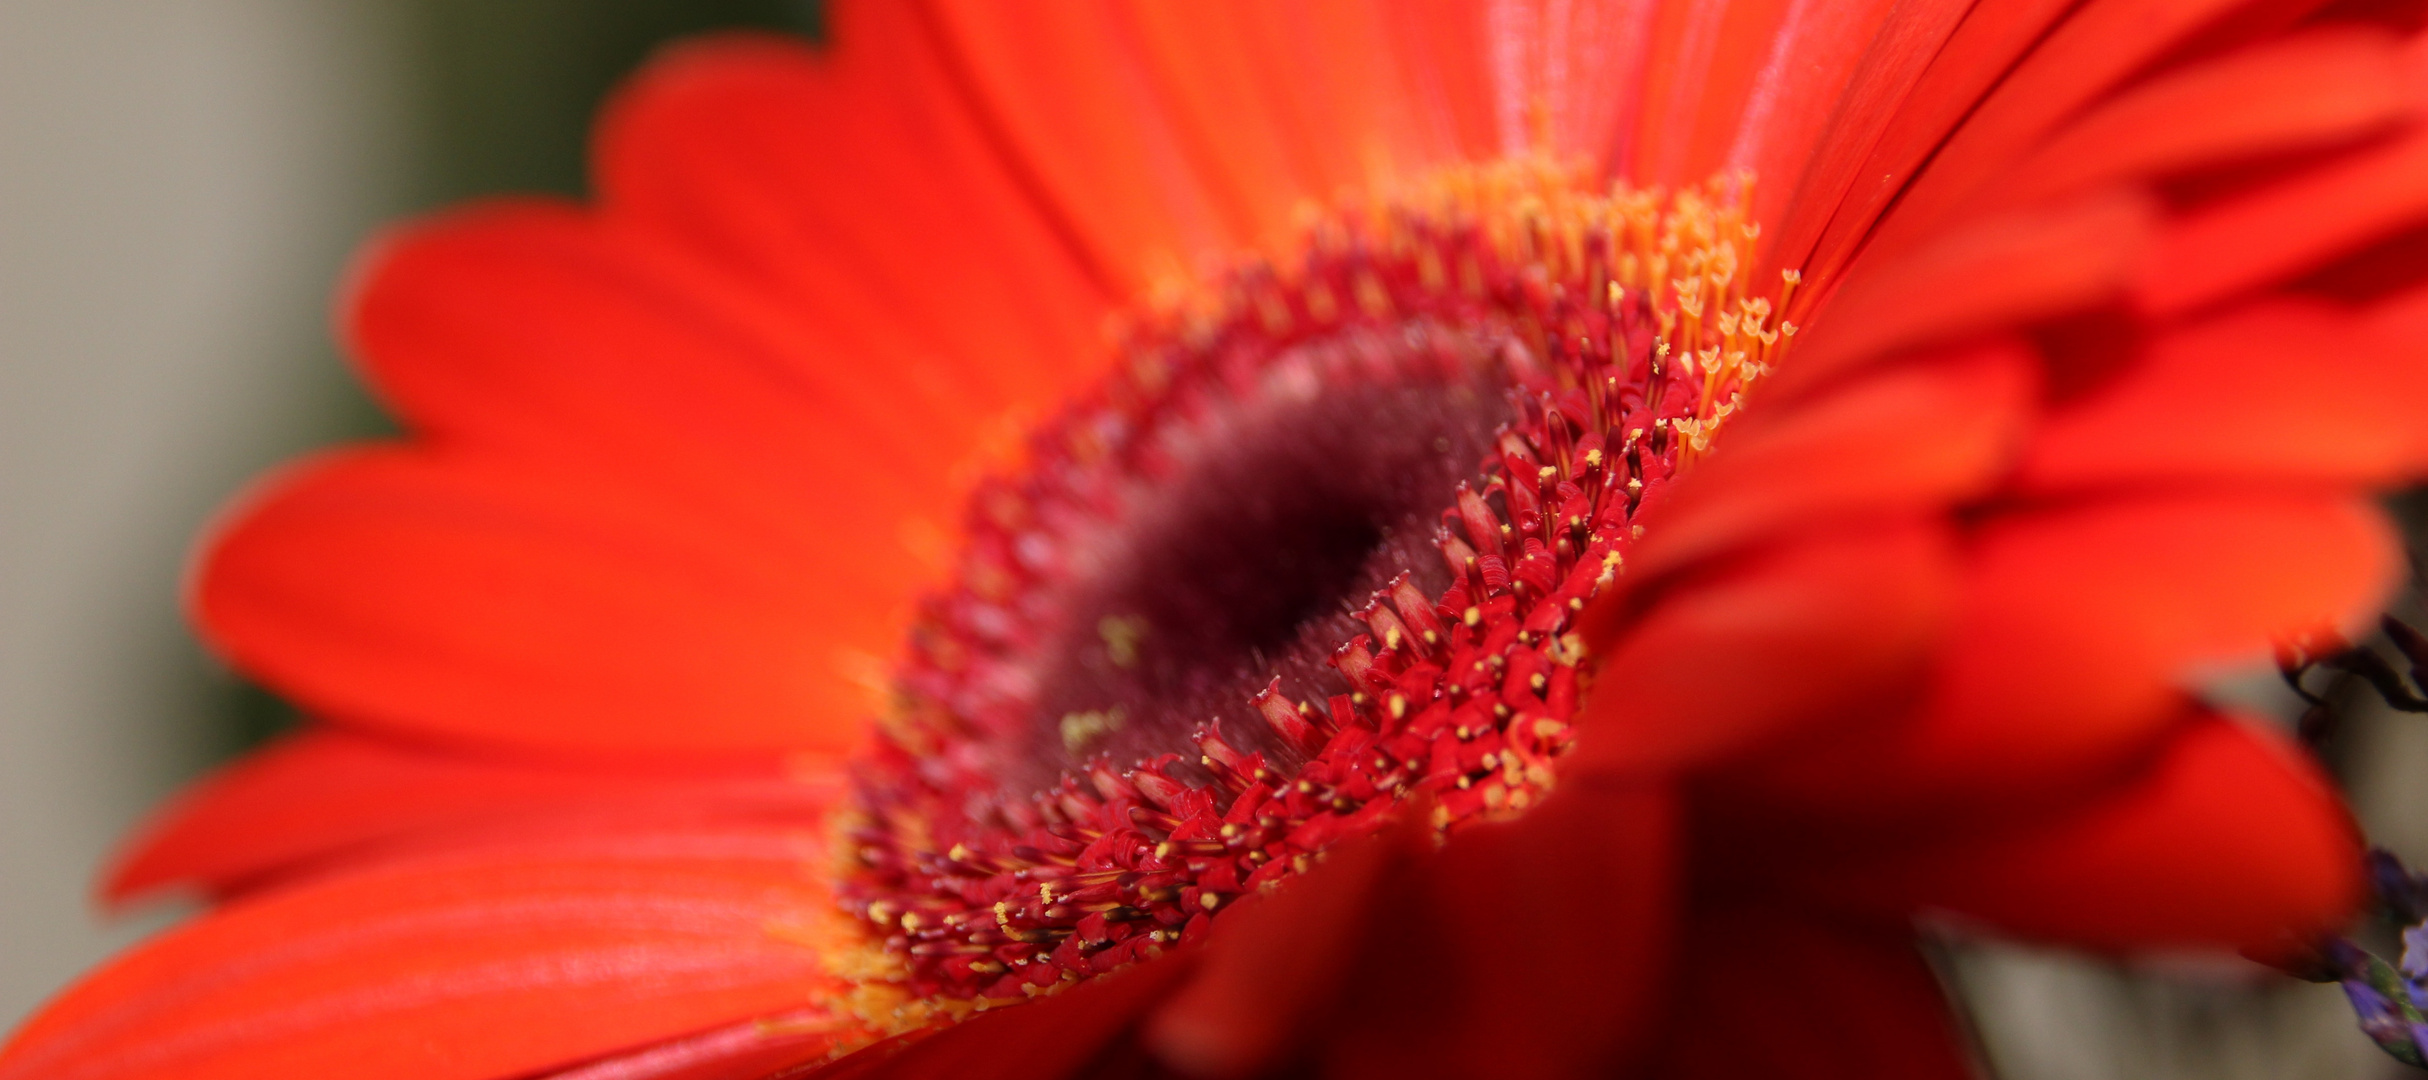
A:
7 0 2427 1077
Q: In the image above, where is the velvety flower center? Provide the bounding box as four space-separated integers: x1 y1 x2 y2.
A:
1019 375 1508 792
830 161 1791 1031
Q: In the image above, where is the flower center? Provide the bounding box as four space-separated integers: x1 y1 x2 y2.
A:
832 161 1791 1030
1018 376 1507 793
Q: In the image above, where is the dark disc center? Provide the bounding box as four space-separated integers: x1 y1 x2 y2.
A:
1015 375 1509 790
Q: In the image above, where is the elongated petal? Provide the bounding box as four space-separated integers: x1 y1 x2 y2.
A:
2021 299 2428 488
817 957 1199 1080
198 446 886 754
1785 0 2075 288
919 0 1252 287
1993 26 2408 207
2139 127 2428 315
1865 0 2290 264
1809 716 2362 955
597 23 1114 416
1779 190 2155 398
1753 491 2398 813
542 1012 838 1080
1631 340 2035 577
106 727 836 905
0 829 854 1080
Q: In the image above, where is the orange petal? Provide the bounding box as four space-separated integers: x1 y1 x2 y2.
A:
1633 339 2036 578
196 446 891 755
538 1012 837 1080
1777 189 2156 400
348 201 992 509
1808 716 2363 955
1863 0 2281 267
105 727 836 906
0 828 852 1080
1628 904 1976 1080
1786 0 2082 292
2139 127 2428 315
1112 1 1459 248
2021 299 2428 489
920 0 1250 291
596 23 1114 418
1573 518 1959 775
1992 25 2408 208
1737 0 1969 248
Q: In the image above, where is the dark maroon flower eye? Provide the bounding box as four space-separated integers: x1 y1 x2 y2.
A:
838 168 1783 1024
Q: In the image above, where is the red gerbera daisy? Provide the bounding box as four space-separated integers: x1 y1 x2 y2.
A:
7 1 2428 1078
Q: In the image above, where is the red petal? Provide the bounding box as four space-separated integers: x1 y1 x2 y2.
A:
1992 26 2408 207
817 955 1200 1080
2021 299 2428 488
542 1011 837 1080
1101 2 1463 253
2139 127 2428 315
1627 905 1975 1080
920 0 1249 290
1143 818 1416 1077
1741 0 1973 249
1784 0 2076 289
1808 716 2363 956
1148 783 1678 1080
105 727 836 906
1631 0 1878 187
1360 780 1675 1080
1632 340 2036 578
1866 0 2295 267
0 828 855 1080
1756 491 2398 812
1574 520 1958 774
1778 190 2156 400
595 24 1113 420
197 445 888 754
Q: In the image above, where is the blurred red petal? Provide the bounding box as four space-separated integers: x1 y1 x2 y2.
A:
2022 299 2428 488
1993 25 2408 206
1809 715 2363 955
817 956 1199 1080
2139 128 2428 314
1780 191 2156 398
105 727 836 906
1752 491 2397 813
1628 905 1976 1080
1575 520 1958 774
1632 341 2035 578
542 1011 838 1080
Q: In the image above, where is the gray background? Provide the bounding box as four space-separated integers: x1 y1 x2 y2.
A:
0 4 2409 1077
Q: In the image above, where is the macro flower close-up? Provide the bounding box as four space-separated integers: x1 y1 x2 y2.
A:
9 0 2428 1077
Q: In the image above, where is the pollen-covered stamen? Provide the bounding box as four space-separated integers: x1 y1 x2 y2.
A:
835 162 1793 1028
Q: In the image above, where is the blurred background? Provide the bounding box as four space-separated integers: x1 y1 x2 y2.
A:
0 3 2413 1076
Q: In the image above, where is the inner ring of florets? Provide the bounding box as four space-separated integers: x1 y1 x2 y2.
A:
836 163 1788 1024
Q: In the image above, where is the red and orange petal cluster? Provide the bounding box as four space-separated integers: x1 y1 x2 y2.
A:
7 1 2428 1079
